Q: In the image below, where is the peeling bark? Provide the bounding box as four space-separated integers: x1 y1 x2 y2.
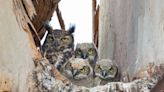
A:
13 0 42 59
22 0 36 20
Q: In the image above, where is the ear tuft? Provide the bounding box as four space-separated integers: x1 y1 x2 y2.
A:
43 20 53 31
68 24 75 34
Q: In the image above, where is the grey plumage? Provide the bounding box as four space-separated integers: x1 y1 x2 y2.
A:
94 59 120 86
75 43 98 69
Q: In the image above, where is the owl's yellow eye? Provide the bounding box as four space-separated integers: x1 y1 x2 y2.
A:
61 37 68 41
88 48 95 55
49 36 53 41
108 67 114 74
80 68 85 73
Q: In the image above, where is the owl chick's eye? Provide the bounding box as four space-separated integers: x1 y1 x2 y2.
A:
80 66 89 73
95 65 101 72
108 67 114 74
88 48 95 55
77 50 82 55
80 68 85 73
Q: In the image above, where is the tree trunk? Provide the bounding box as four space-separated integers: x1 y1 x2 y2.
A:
98 0 164 91
0 0 37 91
0 0 58 91
98 0 164 79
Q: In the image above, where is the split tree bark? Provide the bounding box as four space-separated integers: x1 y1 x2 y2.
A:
0 0 36 91
0 0 59 91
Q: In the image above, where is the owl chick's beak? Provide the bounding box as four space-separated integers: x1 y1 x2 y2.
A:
72 69 78 78
101 70 108 78
82 53 87 59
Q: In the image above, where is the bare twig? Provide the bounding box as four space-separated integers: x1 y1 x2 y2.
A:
92 0 99 47
56 5 65 30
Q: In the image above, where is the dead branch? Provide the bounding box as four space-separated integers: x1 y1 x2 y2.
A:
94 5 99 47
92 0 99 47
56 5 65 30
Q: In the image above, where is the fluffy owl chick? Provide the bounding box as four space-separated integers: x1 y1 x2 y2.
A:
94 59 120 86
75 43 98 69
62 58 94 88
42 23 75 70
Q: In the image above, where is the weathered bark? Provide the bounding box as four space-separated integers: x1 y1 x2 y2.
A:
98 0 164 90
98 0 164 78
92 0 99 47
0 0 59 91
0 0 36 91
98 0 116 60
